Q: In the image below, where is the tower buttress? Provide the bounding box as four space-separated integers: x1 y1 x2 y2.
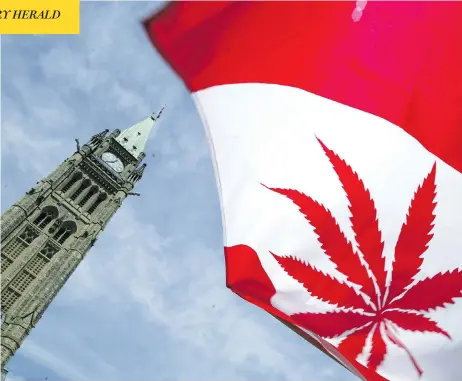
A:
0 112 160 369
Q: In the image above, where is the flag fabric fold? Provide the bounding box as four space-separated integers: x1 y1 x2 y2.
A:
143 2 462 380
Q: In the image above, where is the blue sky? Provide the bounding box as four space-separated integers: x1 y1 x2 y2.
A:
1 2 357 380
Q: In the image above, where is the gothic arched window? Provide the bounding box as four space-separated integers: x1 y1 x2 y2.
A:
79 185 98 207
70 179 91 201
33 206 59 229
53 221 77 245
61 171 82 193
87 192 107 214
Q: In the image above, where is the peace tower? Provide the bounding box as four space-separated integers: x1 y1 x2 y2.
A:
0 112 162 370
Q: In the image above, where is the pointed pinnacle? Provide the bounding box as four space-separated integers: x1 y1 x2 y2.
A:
151 105 166 121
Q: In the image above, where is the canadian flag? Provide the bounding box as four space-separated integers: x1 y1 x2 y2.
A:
143 2 462 381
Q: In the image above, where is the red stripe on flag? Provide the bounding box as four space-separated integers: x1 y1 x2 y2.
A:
224 244 276 306
224 244 388 381
144 1 462 174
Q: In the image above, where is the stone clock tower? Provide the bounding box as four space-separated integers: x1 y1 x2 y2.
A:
0 111 162 369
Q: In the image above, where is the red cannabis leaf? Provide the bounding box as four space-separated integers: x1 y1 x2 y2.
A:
273 254 369 310
291 310 372 338
263 186 374 306
317 138 386 302
389 270 462 312
337 323 371 361
382 310 450 338
386 165 437 305
369 324 387 372
263 139 462 377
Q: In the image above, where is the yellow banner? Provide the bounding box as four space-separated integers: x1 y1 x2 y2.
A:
0 0 79 34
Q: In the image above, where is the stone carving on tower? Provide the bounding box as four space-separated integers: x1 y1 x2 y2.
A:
0 111 162 369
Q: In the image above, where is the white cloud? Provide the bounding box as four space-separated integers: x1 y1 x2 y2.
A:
19 341 91 381
45 202 351 380
1 95 70 177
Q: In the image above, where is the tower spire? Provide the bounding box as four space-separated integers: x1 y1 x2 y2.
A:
152 105 165 121
115 107 164 159
1 112 159 371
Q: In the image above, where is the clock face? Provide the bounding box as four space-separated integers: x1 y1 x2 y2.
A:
101 152 124 173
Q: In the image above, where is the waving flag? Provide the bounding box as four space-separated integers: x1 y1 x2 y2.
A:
143 2 462 380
